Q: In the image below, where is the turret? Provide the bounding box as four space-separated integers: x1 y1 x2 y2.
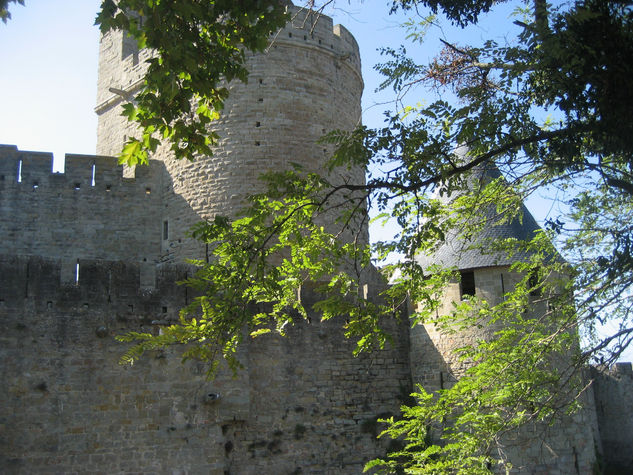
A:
95 4 365 262
409 163 599 472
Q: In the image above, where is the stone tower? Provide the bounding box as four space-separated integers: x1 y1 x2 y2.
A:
95 4 365 262
411 164 601 472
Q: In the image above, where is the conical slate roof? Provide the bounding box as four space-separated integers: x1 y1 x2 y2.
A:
416 164 543 271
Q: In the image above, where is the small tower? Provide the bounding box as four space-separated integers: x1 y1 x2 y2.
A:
410 164 599 472
94 4 365 262
412 165 543 385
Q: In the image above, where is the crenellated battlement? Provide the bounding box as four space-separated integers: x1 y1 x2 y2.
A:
0 145 158 189
0 254 191 318
0 146 166 264
274 6 362 76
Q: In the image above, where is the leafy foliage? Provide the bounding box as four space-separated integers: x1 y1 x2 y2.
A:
0 0 23 23
95 0 289 165
112 0 632 471
118 169 397 375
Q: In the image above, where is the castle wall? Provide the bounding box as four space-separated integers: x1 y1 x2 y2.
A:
0 145 164 266
0 255 411 474
591 363 633 472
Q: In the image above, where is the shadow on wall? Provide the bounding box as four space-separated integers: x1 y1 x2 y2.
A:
0 145 207 269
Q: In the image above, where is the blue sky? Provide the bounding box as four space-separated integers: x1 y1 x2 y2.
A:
0 0 101 167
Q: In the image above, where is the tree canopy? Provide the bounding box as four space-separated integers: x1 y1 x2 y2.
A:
0 0 23 23
112 0 633 472
6 0 633 472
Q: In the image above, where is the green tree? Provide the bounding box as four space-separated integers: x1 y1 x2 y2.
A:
95 0 289 164
0 0 23 23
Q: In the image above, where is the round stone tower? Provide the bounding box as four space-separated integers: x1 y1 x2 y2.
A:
95 4 364 262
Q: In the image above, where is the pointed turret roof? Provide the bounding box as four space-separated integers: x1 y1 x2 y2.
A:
416 164 543 271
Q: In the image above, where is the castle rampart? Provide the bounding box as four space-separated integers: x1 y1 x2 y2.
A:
0 254 411 473
0 146 164 265
1 3 630 473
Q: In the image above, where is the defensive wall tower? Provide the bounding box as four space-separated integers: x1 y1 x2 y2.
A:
413 165 601 472
95 3 365 262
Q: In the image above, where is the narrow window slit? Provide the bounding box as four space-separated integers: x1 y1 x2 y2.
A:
91 164 96 186
17 159 22 183
106 184 111 192
75 260 80 285
460 271 475 298
163 220 169 240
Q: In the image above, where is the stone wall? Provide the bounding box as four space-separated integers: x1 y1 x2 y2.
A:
0 255 411 474
591 363 633 472
0 145 164 266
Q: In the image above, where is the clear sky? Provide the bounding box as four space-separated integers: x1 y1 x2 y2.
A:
0 0 101 169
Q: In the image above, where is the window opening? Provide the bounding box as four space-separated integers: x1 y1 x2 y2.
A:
91 164 96 186
75 260 80 285
529 270 542 297
163 220 169 240
17 159 22 183
460 271 475 298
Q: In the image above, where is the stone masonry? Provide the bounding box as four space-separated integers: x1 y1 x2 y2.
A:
0 2 631 474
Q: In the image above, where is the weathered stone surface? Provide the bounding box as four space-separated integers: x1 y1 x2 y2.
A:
0 3 629 474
